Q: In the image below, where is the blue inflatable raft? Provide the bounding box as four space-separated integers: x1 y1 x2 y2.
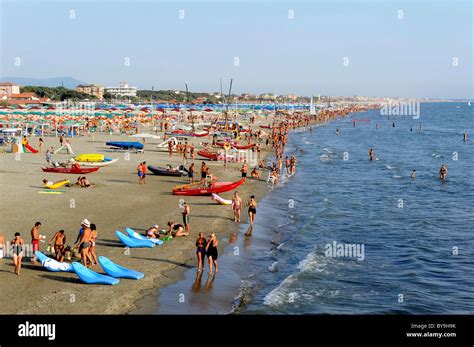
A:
125 227 163 245
35 251 74 272
115 230 156 248
98 256 144 280
106 141 144 150
72 262 119 285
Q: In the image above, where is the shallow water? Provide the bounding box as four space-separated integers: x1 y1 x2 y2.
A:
138 102 474 314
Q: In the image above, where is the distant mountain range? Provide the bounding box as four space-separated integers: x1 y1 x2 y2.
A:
0 77 86 89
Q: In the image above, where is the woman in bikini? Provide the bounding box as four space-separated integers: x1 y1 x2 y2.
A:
195 232 207 272
206 233 219 275
246 196 257 236
11 232 25 275
231 191 242 223
88 224 98 267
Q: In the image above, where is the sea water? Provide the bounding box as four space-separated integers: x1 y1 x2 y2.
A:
139 102 474 314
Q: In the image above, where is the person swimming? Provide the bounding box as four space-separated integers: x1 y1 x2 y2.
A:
369 148 376 161
439 164 448 180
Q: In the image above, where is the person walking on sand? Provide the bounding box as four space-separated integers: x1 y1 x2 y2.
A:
38 137 44 153
195 232 207 272
231 191 242 223
11 232 25 275
77 219 92 267
49 229 66 262
182 201 190 234
141 161 147 184
190 143 195 162
246 195 257 236
241 161 248 179
0 233 5 269
206 233 218 275
439 164 448 180
31 222 41 264
168 140 173 158
137 162 144 184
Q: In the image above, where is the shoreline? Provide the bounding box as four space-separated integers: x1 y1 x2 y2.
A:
0 108 368 315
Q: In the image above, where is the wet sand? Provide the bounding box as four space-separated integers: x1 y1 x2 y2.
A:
0 127 270 314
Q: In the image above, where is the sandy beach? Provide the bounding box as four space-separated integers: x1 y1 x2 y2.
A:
0 122 273 314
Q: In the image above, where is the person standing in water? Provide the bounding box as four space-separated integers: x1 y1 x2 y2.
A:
11 232 25 275
439 164 448 180
463 132 468 142
195 232 207 272
231 191 242 223
206 233 218 275
336 128 340 136
411 170 416 179
369 148 376 161
246 195 257 236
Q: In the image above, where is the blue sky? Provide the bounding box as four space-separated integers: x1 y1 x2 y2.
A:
0 0 472 98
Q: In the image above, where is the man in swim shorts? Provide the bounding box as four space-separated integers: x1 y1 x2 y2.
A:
78 219 92 267
31 222 41 264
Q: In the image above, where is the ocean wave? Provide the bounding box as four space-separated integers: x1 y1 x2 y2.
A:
263 275 299 306
268 261 278 272
320 154 330 162
385 165 394 170
297 251 328 273
392 175 402 179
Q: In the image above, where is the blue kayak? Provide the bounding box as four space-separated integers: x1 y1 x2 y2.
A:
72 262 119 285
106 141 144 150
125 227 163 245
115 230 156 248
35 251 74 272
98 256 144 280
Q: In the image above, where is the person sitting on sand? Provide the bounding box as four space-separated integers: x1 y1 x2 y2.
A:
49 229 66 262
439 164 448 180
167 221 189 237
146 225 160 239
251 167 261 179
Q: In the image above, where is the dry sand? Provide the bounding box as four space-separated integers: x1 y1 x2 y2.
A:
0 127 271 314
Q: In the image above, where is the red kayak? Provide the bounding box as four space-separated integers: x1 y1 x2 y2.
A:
259 125 271 129
216 142 253 150
197 149 219 161
172 178 246 196
232 144 254 150
42 167 100 174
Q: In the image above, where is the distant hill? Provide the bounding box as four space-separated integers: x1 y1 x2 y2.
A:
0 76 86 89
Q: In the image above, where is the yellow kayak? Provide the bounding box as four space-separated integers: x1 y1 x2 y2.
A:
75 154 104 162
44 180 70 190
